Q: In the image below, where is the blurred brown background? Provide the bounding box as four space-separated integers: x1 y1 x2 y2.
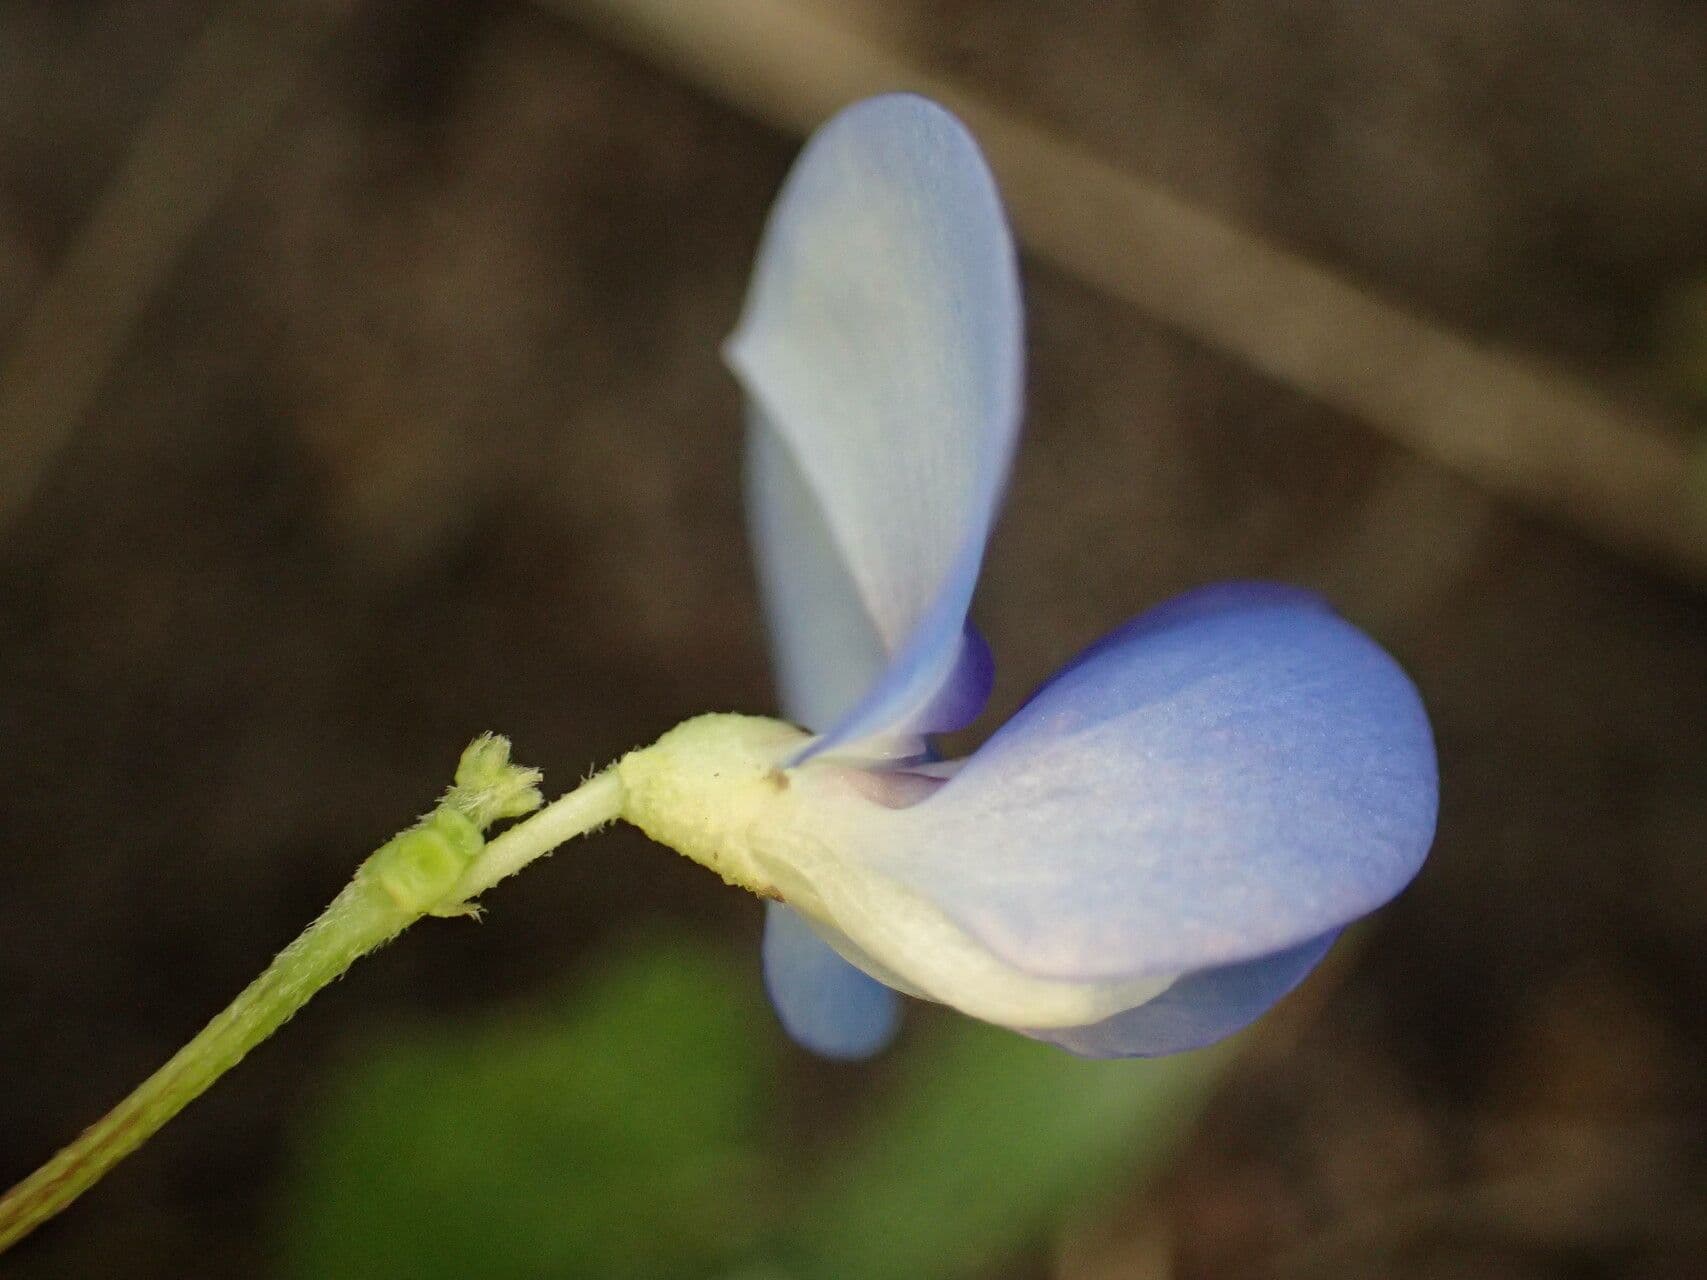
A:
2 1 1705 1276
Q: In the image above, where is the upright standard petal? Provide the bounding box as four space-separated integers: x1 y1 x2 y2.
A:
746 412 888 734
730 94 1022 757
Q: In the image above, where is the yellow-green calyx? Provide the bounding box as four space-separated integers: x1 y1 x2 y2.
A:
616 713 813 899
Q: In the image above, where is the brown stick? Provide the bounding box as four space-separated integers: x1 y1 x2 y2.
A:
546 0 1707 585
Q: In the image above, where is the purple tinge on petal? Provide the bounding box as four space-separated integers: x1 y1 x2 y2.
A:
823 618 996 763
729 94 1023 758
1023 931 1339 1058
918 624 995 734
854 583 1438 981
761 901 901 1059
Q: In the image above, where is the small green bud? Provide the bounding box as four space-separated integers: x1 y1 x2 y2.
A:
368 808 484 913
442 733 545 830
425 806 484 860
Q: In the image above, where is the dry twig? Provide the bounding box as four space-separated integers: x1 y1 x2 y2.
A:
546 0 1707 586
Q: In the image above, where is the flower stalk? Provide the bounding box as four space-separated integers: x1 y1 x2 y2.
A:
0 734 626 1254
0 873 412 1252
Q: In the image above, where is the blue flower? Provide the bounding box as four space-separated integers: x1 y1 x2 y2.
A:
720 94 1437 1060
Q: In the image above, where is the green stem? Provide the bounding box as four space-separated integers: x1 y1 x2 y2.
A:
448 768 623 903
0 756 627 1254
0 875 409 1253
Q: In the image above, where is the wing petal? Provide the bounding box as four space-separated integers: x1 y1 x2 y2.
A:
870 584 1438 979
761 901 901 1059
1024 932 1339 1058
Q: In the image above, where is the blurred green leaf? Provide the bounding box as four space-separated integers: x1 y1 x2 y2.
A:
284 935 1239 1280
777 1016 1235 1280
282 938 774 1280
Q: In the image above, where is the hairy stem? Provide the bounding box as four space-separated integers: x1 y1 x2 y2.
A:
447 769 625 904
0 751 625 1254
0 875 407 1252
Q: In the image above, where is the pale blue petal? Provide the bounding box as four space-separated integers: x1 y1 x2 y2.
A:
853 584 1437 980
1025 931 1338 1058
747 411 887 733
729 94 1022 757
746 415 917 1054
748 411 996 741
761 901 901 1059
